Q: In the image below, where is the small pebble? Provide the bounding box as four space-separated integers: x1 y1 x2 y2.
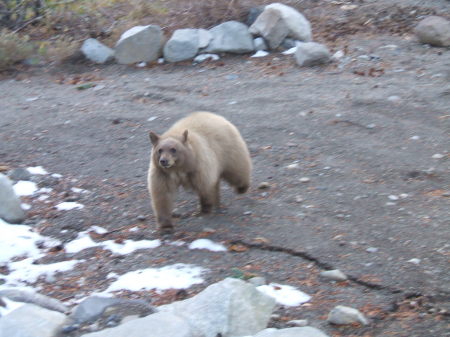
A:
299 177 310 183
366 247 378 253
243 211 252 216
287 319 309 327
286 163 300 169
328 305 369 325
432 153 445 159
320 269 348 281
295 196 304 203
258 182 270 189
408 258 421 265
388 195 399 200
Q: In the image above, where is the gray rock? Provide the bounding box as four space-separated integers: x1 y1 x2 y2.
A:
164 29 200 63
69 296 153 324
415 16 450 47
248 276 267 287
0 289 68 313
327 305 369 325
249 7 290 49
205 21 254 54
79 312 193 337
286 319 308 327
254 37 268 51
115 25 163 64
265 3 312 42
247 6 265 27
0 173 26 223
281 38 297 49
319 269 348 282
0 303 67 337
198 29 212 49
7 168 31 181
294 42 331 67
160 278 276 337
255 326 330 337
81 38 115 64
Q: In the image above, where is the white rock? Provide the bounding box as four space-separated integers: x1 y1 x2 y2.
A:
0 304 67 337
254 37 268 51
206 21 254 54
159 278 276 337
287 319 308 327
193 54 220 63
299 177 310 183
254 326 330 337
327 305 369 325
415 16 450 47
295 42 330 67
432 153 445 159
0 174 26 223
265 3 312 42
81 38 114 64
249 7 290 49
408 258 421 265
115 25 163 64
320 269 348 281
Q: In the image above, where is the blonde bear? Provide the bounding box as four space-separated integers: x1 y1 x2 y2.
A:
148 112 252 234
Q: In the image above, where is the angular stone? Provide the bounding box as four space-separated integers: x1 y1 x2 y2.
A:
115 25 163 64
249 7 289 49
327 305 369 325
255 326 330 337
0 173 25 223
265 3 312 42
79 312 193 337
198 29 212 49
0 304 67 337
81 38 114 64
164 29 200 63
319 269 348 281
294 42 330 67
0 289 68 313
415 16 450 47
159 278 276 337
205 21 254 54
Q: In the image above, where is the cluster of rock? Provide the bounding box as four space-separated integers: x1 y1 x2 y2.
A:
81 3 331 68
0 278 369 337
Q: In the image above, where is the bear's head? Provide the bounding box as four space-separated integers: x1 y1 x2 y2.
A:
149 130 189 169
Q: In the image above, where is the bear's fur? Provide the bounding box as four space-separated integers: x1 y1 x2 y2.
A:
147 112 252 234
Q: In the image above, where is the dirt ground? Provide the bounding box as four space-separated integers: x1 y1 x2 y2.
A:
1 1 449 336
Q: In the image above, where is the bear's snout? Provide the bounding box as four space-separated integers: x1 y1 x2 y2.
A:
159 159 169 167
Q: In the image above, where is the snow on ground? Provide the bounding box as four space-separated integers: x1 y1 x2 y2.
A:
27 166 48 175
257 283 311 306
188 239 227 252
101 264 206 295
13 180 38 196
55 202 84 211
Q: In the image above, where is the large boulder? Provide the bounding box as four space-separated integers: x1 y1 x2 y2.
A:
415 16 450 47
159 278 276 337
294 42 330 67
205 21 254 54
0 304 67 337
164 29 201 63
79 312 193 337
115 25 163 64
81 38 114 64
0 173 25 223
249 8 289 49
250 3 312 43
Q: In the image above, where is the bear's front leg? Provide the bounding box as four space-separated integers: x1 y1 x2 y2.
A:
150 180 176 234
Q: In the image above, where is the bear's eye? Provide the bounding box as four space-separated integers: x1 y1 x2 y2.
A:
170 148 176 154
158 149 163 154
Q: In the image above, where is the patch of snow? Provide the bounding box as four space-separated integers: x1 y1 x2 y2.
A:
282 47 297 55
102 263 205 294
55 202 84 211
71 187 89 194
13 181 38 196
251 50 269 58
21 203 31 210
51 173 62 178
89 226 108 234
64 233 99 254
27 166 48 175
189 239 227 252
257 283 311 306
194 54 220 63
37 187 52 194
0 297 26 316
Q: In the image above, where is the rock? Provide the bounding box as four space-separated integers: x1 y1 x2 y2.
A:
281 38 297 49
159 278 276 337
258 182 270 189
286 319 308 327
249 7 290 49
0 173 26 223
0 289 68 313
415 16 450 47
294 42 331 67
164 29 200 63
265 3 312 42
193 54 220 63
7 168 31 181
319 269 348 282
254 37 268 51
115 25 163 64
81 38 114 64
254 326 330 337
205 21 254 54
79 312 193 337
198 29 212 49
299 177 310 183
248 276 267 287
327 305 369 325
247 6 265 27
0 303 67 337
69 296 154 324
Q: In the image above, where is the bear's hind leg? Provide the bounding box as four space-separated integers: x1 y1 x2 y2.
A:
198 182 220 214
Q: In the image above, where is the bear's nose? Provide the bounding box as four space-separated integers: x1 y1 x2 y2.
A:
159 159 169 167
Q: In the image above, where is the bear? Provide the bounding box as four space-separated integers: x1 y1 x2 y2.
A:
147 111 252 234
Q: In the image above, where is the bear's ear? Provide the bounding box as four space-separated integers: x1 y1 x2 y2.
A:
149 131 160 146
182 130 188 143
